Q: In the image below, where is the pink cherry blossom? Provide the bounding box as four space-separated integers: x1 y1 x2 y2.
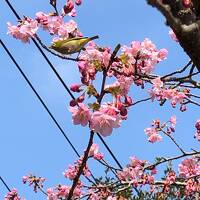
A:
105 76 133 96
117 156 154 187
4 188 23 200
178 157 200 178
22 174 45 193
63 164 77 180
47 185 82 199
149 78 188 108
35 12 49 29
165 171 176 185
194 131 200 141
47 188 58 200
69 103 91 127
144 127 162 143
122 38 168 74
68 8 77 17
151 77 163 88
78 44 111 84
89 143 104 160
7 19 38 43
64 156 91 180
90 105 121 136
185 179 199 196
157 48 168 61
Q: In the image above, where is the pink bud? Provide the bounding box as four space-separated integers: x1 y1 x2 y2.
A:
195 120 200 130
125 95 133 106
77 94 85 103
63 0 74 15
120 106 127 117
70 99 77 107
180 104 186 112
70 84 82 92
75 0 82 6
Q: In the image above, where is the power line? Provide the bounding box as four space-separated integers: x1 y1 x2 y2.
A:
0 176 11 192
0 39 80 158
4 0 123 170
0 39 98 182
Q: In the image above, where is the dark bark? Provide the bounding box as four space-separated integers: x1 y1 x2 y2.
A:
147 0 200 72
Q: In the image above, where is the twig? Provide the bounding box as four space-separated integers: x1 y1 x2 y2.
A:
50 0 59 15
129 97 151 107
67 131 94 200
145 151 200 170
184 98 200 107
97 44 121 104
161 129 186 155
161 60 192 80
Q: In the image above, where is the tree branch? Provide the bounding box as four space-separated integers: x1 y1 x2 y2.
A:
67 131 94 200
147 0 200 72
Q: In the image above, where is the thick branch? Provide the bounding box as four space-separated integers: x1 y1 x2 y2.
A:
147 0 200 72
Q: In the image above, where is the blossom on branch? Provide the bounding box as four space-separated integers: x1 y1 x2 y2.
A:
178 157 200 178
69 103 91 126
90 105 122 136
4 189 23 200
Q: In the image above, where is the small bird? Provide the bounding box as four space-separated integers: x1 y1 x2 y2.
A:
49 35 99 55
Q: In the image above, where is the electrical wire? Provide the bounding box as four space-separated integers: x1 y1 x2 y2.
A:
4 0 123 170
0 176 11 192
0 39 98 182
0 39 80 157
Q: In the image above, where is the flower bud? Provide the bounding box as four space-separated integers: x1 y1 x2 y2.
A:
75 0 82 6
70 84 82 92
125 95 133 106
77 94 85 103
62 0 74 15
70 99 77 107
195 120 200 130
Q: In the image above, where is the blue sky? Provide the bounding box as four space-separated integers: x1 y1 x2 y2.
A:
0 0 199 199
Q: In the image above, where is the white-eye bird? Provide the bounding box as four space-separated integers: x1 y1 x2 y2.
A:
49 35 99 55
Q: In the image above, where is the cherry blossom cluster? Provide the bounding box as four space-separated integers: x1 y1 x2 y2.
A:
149 77 189 110
4 154 200 199
78 42 111 85
62 0 82 17
120 38 168 74
4 189 22 200
69 103 122 136
179 157 200 178
69 40 168 136
63 143 103 180
89 143 104 160
158 157 200 197
47 184 82 200
22 174 45 193
144 116 176 143
7 12 82 43
117 156 156 187
63 156 91 180
194 120 200 141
